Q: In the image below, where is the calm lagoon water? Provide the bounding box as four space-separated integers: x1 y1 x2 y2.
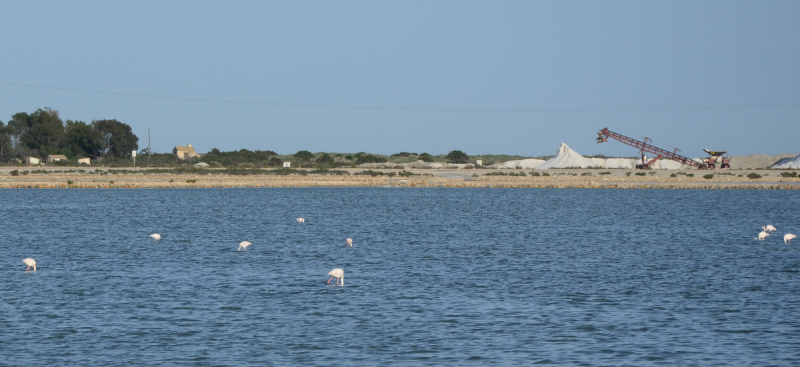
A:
2 188 799 366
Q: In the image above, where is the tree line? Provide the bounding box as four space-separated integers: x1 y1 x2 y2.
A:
0 107 138 161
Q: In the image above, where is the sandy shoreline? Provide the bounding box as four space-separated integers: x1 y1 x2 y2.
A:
0 167 798 190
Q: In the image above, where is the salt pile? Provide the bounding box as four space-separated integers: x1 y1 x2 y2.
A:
536 143 599 169
771 153 800 169
651 159 690 170
500 159 546 169
604 158 635 169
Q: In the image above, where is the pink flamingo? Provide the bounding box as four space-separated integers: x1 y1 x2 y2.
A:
785 234 796 244
23 258 36 272
238 241 252 251
327 268 344 285
297 218 305 223
346 238 353 246
763 225 777 232
757 231 769 240
150 233 161 241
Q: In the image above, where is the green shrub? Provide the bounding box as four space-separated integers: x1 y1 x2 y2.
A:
187 179 196 183
268 157 283 167
747 173 762 179
109 181 114 184
530 171 541 176
703 174 714 180
635 172 646 176
294 150 314 160
599 172 611 175
418 153 434 163
67 180 73 185
686 173 694 177
10 170 19 176
354 153 387 165
542 172 550 176
316 153 335 165
581 172 592 176
670 173 677 177
391 152 417 157
445 150 469 164
354 170 384 177
626 172 632 176
779 172 797 178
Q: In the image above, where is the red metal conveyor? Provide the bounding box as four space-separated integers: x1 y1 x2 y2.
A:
596 127 707 169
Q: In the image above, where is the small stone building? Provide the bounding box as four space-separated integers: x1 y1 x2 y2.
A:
24 157 40 165
283 162 291 168
173 144 202 160
47 154 68 163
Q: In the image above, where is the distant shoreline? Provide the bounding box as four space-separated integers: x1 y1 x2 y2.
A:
0 167 797 190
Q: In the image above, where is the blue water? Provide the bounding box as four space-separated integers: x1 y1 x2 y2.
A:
2 188 799 366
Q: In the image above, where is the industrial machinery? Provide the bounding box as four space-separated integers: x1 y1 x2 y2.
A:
596 128 726 169
702 149 731 169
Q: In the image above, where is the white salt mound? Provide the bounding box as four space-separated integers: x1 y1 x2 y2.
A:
605 158 635 169
652 159 692 170
500 159 546 169
536 143 599 169
771 153 800 169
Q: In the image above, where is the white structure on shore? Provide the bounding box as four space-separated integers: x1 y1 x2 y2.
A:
47 154 68 163
173 144 202 160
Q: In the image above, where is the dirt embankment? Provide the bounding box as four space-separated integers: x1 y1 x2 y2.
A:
0 167 797 190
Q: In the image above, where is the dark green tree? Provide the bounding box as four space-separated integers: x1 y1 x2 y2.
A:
0 120 9 159
268 156 283 166
445 150 469 164
93 119 139 158
66 120 102 157
7 112 31 156
23 108 66 155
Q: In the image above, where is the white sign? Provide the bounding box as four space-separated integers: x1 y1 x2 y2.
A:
131 150 137 157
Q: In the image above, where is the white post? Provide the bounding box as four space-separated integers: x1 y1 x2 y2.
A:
132 150 137 171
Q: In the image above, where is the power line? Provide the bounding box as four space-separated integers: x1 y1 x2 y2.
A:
1 81 799 113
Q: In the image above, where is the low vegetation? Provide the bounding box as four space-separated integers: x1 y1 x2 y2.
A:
747 173 762 179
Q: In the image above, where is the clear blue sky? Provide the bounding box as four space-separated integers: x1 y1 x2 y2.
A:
1 1 798 157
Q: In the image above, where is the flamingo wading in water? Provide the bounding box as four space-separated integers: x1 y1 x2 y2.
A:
150 233 161 241
238 241 252 251
327 268 344 285
297 218 305 223
346 238 353 246
763 225 777 232
785 234 796 244
757 231 769 241
23 258 36 272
